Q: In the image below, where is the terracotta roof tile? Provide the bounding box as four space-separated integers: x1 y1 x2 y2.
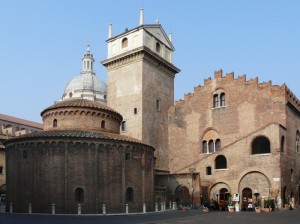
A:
0 113 43 129
4 129 154 150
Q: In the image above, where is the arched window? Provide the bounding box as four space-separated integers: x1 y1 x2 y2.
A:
252 136 271 154
53 119 57 128
202 141 208 153
213 94 219 108
156 42 161 53
126 187 134 202
122 38 128 48
215 139 221 151
101 120 105 129
280 136 285 153
206 166 212 175
208 140 214 153
220 93 225 107
75 187 84 203
215 155 227 169
296 130 299 152
69 92 73 98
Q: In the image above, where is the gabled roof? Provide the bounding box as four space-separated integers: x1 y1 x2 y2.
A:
107 24 175 51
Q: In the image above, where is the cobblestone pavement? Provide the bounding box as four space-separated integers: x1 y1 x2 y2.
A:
0 209 299 224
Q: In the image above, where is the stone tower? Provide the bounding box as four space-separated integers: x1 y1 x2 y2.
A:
102 9 180 170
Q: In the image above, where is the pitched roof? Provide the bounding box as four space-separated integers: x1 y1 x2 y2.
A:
0 113 43 129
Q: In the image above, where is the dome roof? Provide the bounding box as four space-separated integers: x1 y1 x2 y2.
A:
63 72 107 95
61 45 107 103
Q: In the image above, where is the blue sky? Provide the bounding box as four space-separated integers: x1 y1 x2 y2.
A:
0 0 299 122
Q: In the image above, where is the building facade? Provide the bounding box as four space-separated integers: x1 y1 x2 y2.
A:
165 70 300 209
4 10 300 213
0 114 43 195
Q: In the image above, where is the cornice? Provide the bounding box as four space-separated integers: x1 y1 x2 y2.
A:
101 46 180 78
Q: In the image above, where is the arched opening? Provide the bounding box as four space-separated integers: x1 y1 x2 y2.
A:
252 136 270 154
208 140 214 153
156 42 161 53
202 141 208 153
242 187 252 211
122 38 128 48
215 139 221 151
101 120 105 129
213 94 219 108
126 187 134 202
215 155 227 169
53 119 57 128
75 188 84 203
220 92 225 106
219 188 229 209
175 185 190 205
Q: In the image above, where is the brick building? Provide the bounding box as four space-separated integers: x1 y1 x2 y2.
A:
4 10 300 213
0 114 43 195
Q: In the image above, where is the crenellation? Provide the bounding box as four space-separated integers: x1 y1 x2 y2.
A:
236 74 246 83
204 77 212 85
245 77 259 86
214 69 223 79
224 71 234 80
258 80 272 90
184 93 193 101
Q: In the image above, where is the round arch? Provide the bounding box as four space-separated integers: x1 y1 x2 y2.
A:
174 185 190 205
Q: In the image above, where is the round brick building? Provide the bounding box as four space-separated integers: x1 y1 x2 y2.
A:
4 99 155 214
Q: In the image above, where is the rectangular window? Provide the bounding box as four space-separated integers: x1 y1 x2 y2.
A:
0 166 3 174
134 108 137 114
121 121 126 132
156 98 161 111
206 167 212 175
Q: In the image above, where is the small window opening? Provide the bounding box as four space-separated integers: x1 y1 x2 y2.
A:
101 120 105 129
134 108 137 114
104 95 107 100
156 42 161 53
220 93 225 107
69 92 73 98
122 38 128 48
206 166 212 175
75 187 84 203
53 119 57 128
215 139 221 151
121 121 126 132
0 166 3 174
280 136 285 153
126 187 134 202
213 94 219 108
156 99 161 111
202 141 208 154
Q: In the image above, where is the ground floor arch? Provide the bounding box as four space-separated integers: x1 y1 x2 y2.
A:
210 183 231 210
174 185 190 205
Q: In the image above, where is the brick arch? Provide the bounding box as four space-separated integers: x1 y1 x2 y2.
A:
210 182 231 199
199 127 220 141
238 171 271 198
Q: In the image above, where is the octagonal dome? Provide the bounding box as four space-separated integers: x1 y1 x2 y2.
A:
61 45 107 104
